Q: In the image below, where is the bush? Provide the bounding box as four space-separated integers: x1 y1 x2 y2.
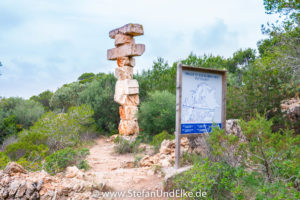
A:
0 134 18 151
150 130 174 151
17 158 43 171
12 99 45 128
172 159 300 200
0 115 18 144
4 141 48 171
44 147 90 175
1 105 95 171
0 97 44 132
5 141 49 161
172 159 241 199
0 152 9 169
50 82 87 112
114 137 140 154
208 114 300 183
15 104 96 152
79 74 119 134
30 90 53 111
138 91 176 137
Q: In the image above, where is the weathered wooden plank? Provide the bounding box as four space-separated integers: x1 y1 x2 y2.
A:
175 63 183 169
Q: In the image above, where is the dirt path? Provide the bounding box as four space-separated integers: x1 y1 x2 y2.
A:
86 137 165 200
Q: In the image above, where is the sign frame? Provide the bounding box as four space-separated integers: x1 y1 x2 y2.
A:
175 63 227 169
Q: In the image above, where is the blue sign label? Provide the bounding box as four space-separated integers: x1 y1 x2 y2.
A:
181 123 222 134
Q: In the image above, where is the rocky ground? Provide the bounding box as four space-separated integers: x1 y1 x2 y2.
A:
0 138 173 200
0 118 263 200
86 137 165 199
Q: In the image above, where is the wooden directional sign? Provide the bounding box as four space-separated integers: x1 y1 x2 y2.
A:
175 63 227 168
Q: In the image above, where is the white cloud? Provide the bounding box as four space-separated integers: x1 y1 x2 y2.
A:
0 0 278 98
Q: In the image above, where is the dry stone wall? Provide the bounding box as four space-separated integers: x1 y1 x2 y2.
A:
107 24 145 136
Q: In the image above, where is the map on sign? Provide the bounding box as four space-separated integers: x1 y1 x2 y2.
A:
181 70 222 134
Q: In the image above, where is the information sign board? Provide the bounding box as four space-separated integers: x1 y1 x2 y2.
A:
175 64 226 168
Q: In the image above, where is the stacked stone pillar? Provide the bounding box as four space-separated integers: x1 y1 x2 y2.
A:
107 24 145 136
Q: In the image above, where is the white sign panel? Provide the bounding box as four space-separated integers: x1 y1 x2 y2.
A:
181 69 223 134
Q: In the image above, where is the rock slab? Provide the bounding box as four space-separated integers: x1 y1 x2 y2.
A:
108 23 145 136
109 23 144 39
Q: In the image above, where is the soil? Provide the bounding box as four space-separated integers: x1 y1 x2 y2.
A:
86 137 165 200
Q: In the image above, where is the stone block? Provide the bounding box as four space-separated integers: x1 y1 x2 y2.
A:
117 57 135 67
114 79 139 105
118 120 139 135
107 44 145 60
115 66 133 80
114 94 139 106
115 79 139 96
109 23 144 39
119 106 138 120
115 34 135 46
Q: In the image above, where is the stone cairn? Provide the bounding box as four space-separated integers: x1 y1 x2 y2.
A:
107 24 145 136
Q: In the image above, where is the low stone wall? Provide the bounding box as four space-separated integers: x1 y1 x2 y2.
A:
0 163 106 200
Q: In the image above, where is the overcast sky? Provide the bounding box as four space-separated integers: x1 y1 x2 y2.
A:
0 0 277 98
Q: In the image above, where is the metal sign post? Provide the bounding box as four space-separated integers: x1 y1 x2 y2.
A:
175 63 227 169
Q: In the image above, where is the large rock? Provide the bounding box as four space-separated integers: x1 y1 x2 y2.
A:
140 120 247 168
114 80 139 105
226 119 246 141
115 34 135 46
65 166 84 179
109 23 144 39
115 94 139 106
139 138 190 167
107 44 145 60
119 105 138 120
115 66 133 80
163 166 192 191
118 120 139 135
4 162 27 175
117 57 135 67
281 98 300 124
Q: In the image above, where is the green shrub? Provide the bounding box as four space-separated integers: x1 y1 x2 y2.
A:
180 152 200 166
1 105 95 171
5 141 49 161
0 97 44 143
17 157 43 171
44 147 90 175
150 130 174 151
0 152 9 169
14 104 96 152
172 159 241 199
4 141 48 171
172 158 300 200
138 91 176 137
79 74 119 134
114 137 140 154
0 115 18 144
30 90 53 111
203 113 300 198
12 99 45 128
78 72 96 84
50 82 87 112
